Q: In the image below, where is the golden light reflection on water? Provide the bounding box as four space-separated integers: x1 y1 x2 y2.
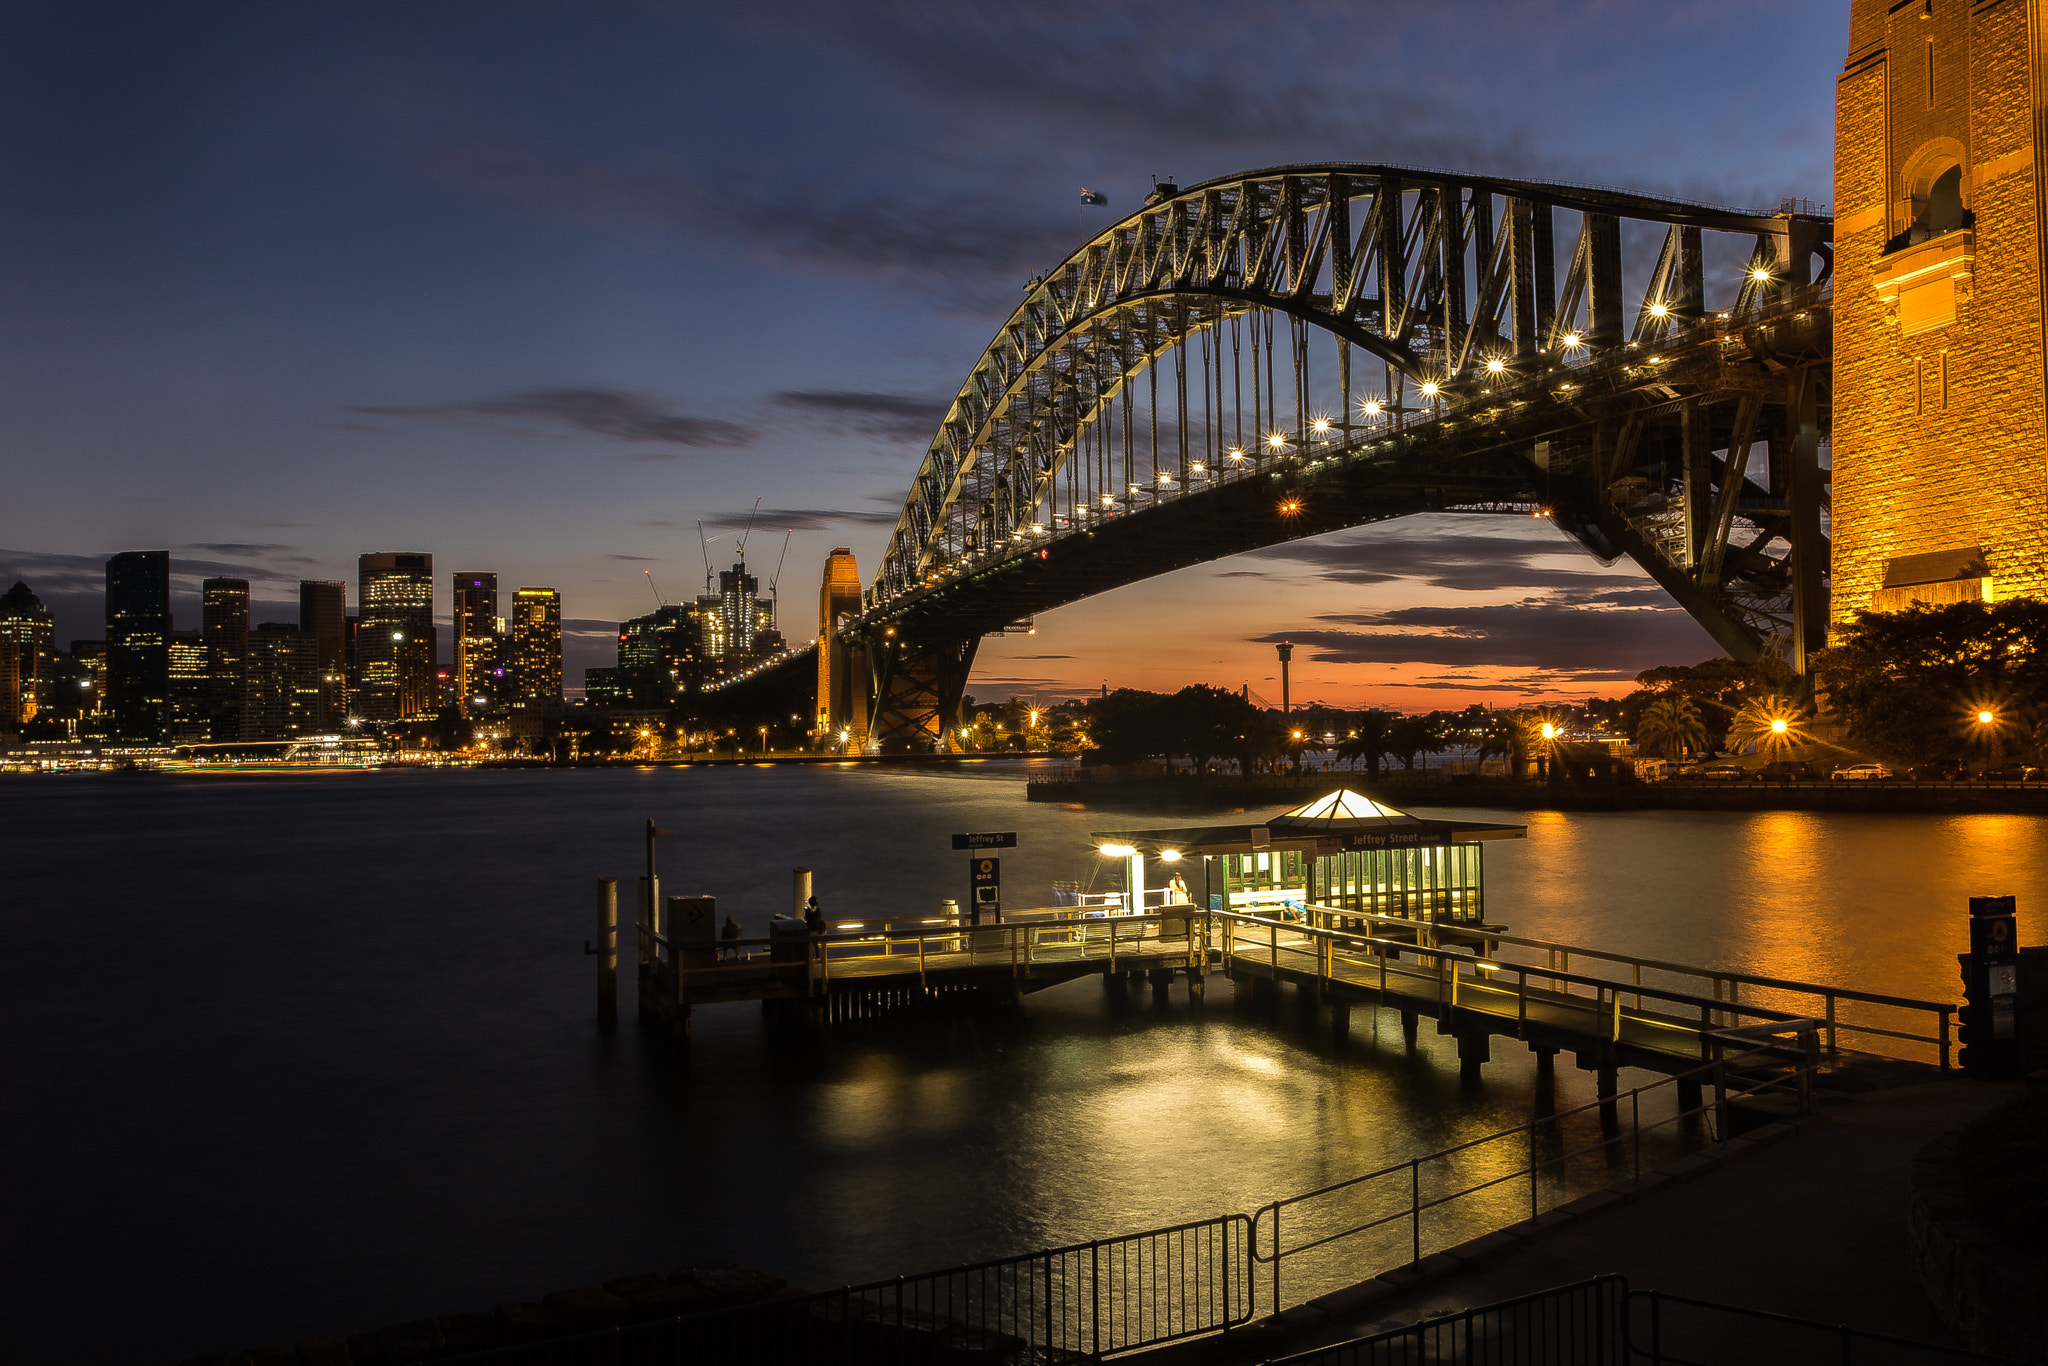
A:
1467 808 2048 1009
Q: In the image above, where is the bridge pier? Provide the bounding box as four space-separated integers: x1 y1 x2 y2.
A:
1148 968 1173 1003
1456 1028 1491 1081
1400 1009 1419 1051
1187 971 1205 1003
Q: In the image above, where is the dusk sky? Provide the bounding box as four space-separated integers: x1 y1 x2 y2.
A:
0 1 1845 710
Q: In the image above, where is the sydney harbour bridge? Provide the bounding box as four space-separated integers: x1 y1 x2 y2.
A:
715 164 1834 750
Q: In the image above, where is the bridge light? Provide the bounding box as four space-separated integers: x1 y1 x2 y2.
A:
1228 447 1246 460
1419 381 1440 397
1360 400 1383 417
1485 358 1506 374
1311 415 1331 435
1266 432 1286 449
1540 723 1556 740
1649 302 1669 319
1279 498 1301 516
1749 266 1773 283
1978 709 1996 725
1771 718 1789 734
1561 332 1584 349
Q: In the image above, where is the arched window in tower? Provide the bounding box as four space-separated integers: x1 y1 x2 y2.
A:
1889 163 1972 251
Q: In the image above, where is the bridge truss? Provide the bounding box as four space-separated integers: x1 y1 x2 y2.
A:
848 164 1832 749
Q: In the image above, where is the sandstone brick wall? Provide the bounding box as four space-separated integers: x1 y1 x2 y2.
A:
1832 0 2048 623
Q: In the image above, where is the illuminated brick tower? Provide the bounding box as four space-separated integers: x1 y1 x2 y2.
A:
1832 0 2048 619
815 547 863 740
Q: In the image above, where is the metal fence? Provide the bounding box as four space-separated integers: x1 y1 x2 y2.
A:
444 1214 1251 1365
1249 1028 1818 1311
1269 1276 2033 1366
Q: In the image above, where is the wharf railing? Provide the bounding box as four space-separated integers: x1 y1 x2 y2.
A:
1247 1027 1819 1314
1266 1274 2032 1366
1230 905 1955 1069
639 903 1954 1068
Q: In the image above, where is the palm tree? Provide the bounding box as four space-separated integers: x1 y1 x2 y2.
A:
1727 693 1806 757
1337 708 1399 779
1637 695 1708 760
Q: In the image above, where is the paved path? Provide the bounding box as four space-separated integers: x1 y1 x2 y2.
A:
1146 1074 2019 1363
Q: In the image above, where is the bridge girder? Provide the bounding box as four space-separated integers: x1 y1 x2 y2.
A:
848 164 1832 749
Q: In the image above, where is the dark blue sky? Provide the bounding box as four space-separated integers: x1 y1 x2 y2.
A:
0 0 1846 706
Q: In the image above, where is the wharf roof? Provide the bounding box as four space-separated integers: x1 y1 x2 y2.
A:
1090 788 1526 858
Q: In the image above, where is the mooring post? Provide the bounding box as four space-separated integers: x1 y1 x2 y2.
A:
597 877 618 1031
1400 1008 1419 1050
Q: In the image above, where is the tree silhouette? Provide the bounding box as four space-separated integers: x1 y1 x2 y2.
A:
1636 695 1707 760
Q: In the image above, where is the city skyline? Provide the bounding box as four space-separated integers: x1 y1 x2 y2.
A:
0 2 1844 706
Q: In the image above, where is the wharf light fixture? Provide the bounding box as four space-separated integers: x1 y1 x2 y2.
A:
1099 843 1136 857
1160 849 1182 861
1978 710 1996 724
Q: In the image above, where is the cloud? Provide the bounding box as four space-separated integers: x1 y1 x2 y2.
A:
606 554 659 562
563 617 624 637
1007 654 1075 660
1256 593 1716 672
356 388 752 451
1248 522 1643 593
774 390 949 442
705 506 901 531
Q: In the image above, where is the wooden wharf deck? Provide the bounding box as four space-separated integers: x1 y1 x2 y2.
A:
629 901 1954 1084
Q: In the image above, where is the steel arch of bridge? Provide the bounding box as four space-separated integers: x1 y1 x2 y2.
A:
849 164 1832 749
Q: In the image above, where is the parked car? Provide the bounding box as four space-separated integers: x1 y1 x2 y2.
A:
1755 761 1814 782
1980 765 2040 783
1831 763 1893 781
1698 762 1747 780
1909 759 1968 781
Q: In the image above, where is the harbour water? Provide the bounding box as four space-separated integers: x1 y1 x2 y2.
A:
3 761 2041 1363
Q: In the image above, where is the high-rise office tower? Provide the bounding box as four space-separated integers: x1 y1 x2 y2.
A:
510 587 562 704
693 560 782 669
0 580 57 728
201 577 250 741
167 631 211 743
299 580 347 728
616 604 702 705
356 553 435 721
452 572 499 716
106 551 171 743
243 624 321 740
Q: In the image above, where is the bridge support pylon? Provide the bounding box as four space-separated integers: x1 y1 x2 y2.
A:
852 629 979 752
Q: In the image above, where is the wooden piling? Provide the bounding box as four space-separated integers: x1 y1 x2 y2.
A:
597 878 618 1031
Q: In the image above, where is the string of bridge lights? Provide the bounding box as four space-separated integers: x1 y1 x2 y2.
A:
885 263 1800 605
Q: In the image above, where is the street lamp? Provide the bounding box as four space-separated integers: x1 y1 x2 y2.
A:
1540 722 1556 740
759 725 768 755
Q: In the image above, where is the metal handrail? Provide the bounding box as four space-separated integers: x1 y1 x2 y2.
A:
1264 905 1954 1064
1246 1029 1817 1312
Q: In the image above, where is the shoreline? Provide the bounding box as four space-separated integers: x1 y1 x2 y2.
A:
1027 773 2048 814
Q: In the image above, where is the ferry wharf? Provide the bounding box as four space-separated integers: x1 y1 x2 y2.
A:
606 791 1957 1109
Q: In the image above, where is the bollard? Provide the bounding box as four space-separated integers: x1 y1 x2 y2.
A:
597 878 618 1031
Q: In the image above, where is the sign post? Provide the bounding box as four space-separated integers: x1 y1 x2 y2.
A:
953 833 1017 926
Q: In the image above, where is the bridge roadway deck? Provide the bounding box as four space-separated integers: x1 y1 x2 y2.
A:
640 909 1951 1079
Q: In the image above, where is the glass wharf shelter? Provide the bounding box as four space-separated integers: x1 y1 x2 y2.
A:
1090 789 1524 932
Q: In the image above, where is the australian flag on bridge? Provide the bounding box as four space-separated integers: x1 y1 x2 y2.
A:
1080 188 1108 206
